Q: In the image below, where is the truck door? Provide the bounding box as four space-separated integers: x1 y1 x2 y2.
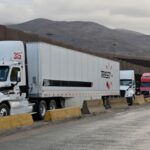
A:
9 67 25 101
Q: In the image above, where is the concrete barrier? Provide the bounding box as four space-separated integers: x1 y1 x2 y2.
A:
44 107 81 122
145 97 150 103
82 100 105 114
134 95 145 105
0 113 33 131
109 97 128 108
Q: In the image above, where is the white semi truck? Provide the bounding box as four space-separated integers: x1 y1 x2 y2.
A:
0 41 120 119
120 70 136 105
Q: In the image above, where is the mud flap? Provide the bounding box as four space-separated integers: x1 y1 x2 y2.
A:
102 96 111 109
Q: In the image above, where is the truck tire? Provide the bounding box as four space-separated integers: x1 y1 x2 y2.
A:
60 99 65 108
49 100 57 110
102 96 111 109
0 103 10 117
126 97 133 106
37 100 47 120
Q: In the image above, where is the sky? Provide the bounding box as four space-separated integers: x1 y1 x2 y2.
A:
0 0 150 34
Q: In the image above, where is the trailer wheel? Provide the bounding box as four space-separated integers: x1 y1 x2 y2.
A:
37 100 47 120
49 100 57 110
0 103 10 117
60 99 65 108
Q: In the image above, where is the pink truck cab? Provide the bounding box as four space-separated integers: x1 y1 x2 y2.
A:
140 73 150 97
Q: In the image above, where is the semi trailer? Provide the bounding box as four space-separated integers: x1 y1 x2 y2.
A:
0 41 120 119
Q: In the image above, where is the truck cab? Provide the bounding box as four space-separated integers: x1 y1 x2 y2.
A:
0 41 32 116
140 73 150 97
120 70 136 105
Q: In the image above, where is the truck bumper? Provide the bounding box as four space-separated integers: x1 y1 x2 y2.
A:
9 100 33 115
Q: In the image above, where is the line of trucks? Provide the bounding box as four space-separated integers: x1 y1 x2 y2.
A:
0 41 149 119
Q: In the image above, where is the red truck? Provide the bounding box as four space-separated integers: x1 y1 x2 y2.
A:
140 73 150 97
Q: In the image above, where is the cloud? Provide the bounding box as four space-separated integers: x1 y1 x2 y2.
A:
0 1 33 24
109 0 150 18
0 0 150 34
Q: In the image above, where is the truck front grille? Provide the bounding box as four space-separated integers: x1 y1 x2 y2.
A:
120 90 125 97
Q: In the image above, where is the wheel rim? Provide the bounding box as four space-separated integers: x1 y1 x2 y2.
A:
49 101 56 110
60 100 65 108
50 105 55 110
0 108 8 117
39 102 46 117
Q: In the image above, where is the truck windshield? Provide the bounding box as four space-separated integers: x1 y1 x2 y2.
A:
141 82 150 87
0 66 9 81
120 79 132 86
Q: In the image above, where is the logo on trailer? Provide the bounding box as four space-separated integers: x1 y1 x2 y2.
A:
13 52 22 60
101 63 113 89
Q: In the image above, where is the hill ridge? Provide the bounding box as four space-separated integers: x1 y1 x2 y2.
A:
8 18 150 59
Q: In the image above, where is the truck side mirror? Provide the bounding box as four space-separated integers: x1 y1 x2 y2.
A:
17 71 21 82
32 76 37 84
132 81 136 88
129 83 132 88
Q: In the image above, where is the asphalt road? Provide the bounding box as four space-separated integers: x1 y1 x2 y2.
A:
1 105 150 150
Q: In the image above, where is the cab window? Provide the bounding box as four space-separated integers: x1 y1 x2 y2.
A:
10 67 20 82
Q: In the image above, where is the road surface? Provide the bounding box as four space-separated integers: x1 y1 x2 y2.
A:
0 105 150 150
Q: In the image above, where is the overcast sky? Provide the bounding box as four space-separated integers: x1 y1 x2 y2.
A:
1 0 150 34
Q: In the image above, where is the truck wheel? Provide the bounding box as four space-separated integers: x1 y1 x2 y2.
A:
37 100 47 120
102 96 111 109
49 100 57 110
60 99 65 108
127 97 133 106
0 103 10 117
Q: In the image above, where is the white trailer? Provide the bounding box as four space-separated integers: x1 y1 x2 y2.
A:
0 41 120 119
